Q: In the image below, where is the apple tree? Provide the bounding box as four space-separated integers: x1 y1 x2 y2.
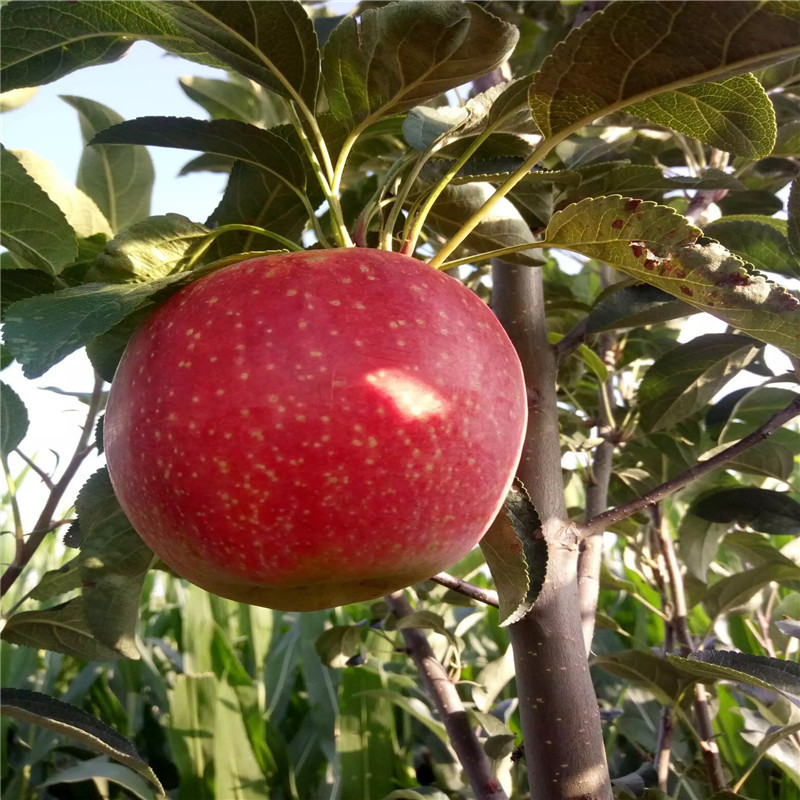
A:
2 2 800 799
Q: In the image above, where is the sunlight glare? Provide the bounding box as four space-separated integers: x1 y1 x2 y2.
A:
365 369 448 421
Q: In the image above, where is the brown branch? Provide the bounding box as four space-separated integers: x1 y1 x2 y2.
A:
14 450 56 491
580 393 800 539
684 149 730 225
431 572 499 608
1 373 105 599
387 591 509 800
492 260 612 799
578 287 617 653
554 318 589 362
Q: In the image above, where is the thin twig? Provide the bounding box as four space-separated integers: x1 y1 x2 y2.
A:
431 572 499 608
554 318 590 362
1 373 105 598
651 505 727 793
578 322 617 652
684 149 730 225
580 394 800 539
387 591 509 800
14 451 56 491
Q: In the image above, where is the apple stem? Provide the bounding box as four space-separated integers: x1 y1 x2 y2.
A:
387 591 510 800
285 103 352 249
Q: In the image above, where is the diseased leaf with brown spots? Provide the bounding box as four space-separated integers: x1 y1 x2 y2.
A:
543 196 800 358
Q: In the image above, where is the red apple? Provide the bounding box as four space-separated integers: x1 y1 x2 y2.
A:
104 249 527 610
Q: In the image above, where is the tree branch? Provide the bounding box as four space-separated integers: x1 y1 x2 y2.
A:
491 260 612 800
431 572 499 608
1 373 105 599
387 591 508 800
577 262 618 653
580 393 800 539
554 318 589 362
650 505 727 792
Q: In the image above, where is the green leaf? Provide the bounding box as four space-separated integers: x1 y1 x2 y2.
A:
691 487 800 536
678 515 727 583
61 96 154 233
402 105 470 151
593 650 694 706
178 76 263 124
91 116 308 199
0 381 28 457
544 195 700 260
724 530 800 570
10 149 112 239
338 640 398 800
1 598 130 661
716 440 797 482
323 1 518 127
528 1 800 137
315 624 364 668
0 689 164 796
585 282 694 333
480 482 547 627
670 650 800 707
637 333 761 432
86 214 210 283
704 217 800 278
168 674 216 800
39 758 161 800
214 681 271 800
205 161 311 256
738 713 800 788
0 268 57 312
567 163 746 200
546 198 800 357
30 557 84 603
628 74 776 158
704 563 800 619
0 86 38 113
0 0 220 91
484 733 517 760
3 270 195 378
85 305 155 383
162 0 320 109
773 119 800 156
396 610 458 650
357 689 448 745
73 468 156 659
426 182 542 266
0 144 77 273
788 179 800 259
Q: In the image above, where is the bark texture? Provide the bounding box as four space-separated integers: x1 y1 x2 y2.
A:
491 261 612 799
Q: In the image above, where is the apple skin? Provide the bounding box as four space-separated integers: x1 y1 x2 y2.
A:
104 249 527 610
